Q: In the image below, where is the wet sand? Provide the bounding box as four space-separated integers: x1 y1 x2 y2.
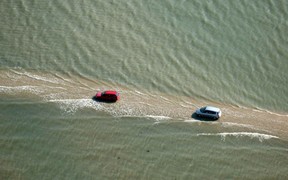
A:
1 69 288 140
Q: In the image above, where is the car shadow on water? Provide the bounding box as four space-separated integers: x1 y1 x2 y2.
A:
92 96 117 103
191 113 218 121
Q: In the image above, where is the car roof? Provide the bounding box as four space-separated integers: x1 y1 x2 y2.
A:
205 106 220 112
104 90 118 95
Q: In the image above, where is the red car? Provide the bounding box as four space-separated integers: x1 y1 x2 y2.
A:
94 90 120 102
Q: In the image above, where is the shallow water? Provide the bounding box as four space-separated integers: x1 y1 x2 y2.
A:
1 0 288 179
1 97 288 179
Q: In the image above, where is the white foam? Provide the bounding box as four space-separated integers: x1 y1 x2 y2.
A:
9 69 61 84
49 98 103 113
197 132 279 142
146 115 171 121
0 85 43 94
220 122 274 134
109 104 137 117
144 115 171 125
159 96 170 101
24 73 61 84
134 90 146 95
49 98 135 117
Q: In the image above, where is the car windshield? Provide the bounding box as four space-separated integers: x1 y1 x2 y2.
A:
200 107 206 113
